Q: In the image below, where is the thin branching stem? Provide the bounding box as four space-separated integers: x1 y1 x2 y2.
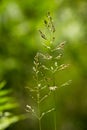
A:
35 56 42 130
26 12 71 130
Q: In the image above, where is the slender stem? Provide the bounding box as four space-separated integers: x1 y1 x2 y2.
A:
52 72 57 130
38 118 42 130
53 91 57 130
37 84 42 130
37 94 42 130
35 54 42 130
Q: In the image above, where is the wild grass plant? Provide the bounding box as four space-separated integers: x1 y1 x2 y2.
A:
26 12 71 130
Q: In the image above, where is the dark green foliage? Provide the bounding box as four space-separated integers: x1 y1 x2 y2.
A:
0 81 20 130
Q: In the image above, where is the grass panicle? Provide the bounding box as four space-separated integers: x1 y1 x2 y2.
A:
26 12 71 130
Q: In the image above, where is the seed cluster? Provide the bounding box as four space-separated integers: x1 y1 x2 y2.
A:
26 12 71 130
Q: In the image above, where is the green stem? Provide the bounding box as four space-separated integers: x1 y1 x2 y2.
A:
38 118 42 130
38 99 42 130
37 88 42 130
53 91 57 130
52 72 57 130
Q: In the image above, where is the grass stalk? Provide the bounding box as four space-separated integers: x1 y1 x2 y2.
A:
26 12 71 130
53 91 57 130
38 118 42 130
37 90 42 130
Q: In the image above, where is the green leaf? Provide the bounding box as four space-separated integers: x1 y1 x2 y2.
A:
0 81 6 89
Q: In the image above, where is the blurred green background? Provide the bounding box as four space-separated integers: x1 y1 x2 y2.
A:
0 0 87 130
